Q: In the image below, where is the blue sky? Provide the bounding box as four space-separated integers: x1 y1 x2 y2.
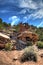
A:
0 0 43 27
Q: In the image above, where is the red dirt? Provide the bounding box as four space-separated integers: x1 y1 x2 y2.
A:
0 49 43 65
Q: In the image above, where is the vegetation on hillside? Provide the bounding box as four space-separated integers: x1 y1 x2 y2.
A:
0 18 43 42
36 27 43 41
20 46 37 62
37 41 43 49
0 18 11 30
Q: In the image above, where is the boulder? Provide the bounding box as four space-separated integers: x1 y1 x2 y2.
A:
17 31 38 44
0 32 10 49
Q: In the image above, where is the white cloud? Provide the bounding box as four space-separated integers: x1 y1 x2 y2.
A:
33 9 43 19
18 0 43 19
9 16 20 26
28 9 43 20
9 16 17 20
23 16 28 23
19 9 26 14
39 0 43 8
37 21 43 27
19 0 38 9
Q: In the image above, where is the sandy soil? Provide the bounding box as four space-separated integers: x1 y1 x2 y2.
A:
0 49 43 65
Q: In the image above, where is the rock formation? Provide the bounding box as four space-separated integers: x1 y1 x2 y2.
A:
17 31 38 44
0 33 10 49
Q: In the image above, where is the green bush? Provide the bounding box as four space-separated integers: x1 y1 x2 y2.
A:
37 41 43 49
5 43 13 51
20 46 37 62
26 41 33 46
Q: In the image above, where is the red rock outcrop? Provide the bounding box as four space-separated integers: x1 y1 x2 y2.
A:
17 31 38 44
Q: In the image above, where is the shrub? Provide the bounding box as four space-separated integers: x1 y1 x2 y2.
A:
37 41 43 49
5 43 13 51
26 41 33 46
20 46 37 62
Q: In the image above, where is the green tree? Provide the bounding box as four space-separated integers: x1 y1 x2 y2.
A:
0 18 2 23
36 27 43 41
